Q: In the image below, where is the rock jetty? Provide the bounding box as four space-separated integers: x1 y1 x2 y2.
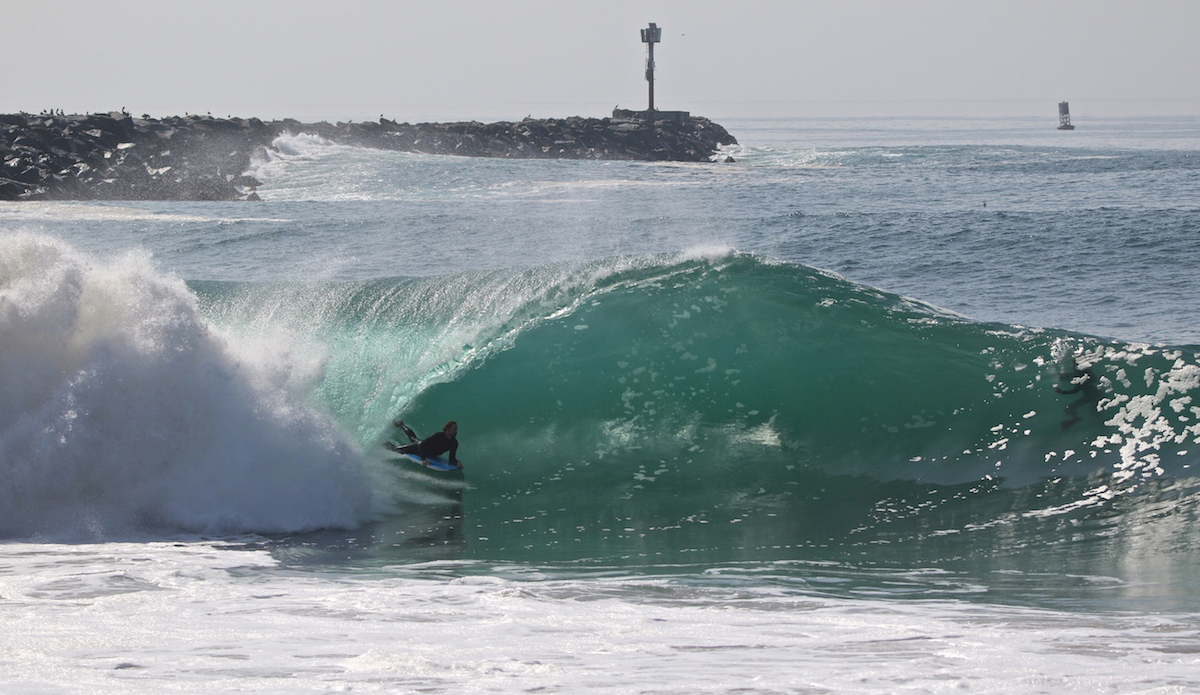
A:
1 111 737 201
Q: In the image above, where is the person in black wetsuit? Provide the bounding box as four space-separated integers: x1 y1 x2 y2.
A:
391 420 462 469
1055 356 1097 430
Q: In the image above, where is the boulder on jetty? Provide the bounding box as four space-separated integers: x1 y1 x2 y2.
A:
0 112 268 202
1 111 738 201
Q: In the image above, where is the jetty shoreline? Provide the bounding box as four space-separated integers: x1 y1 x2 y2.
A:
1 112 737 202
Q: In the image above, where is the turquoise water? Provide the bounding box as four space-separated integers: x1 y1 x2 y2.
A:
4 116 1200 692
192 252 1200 610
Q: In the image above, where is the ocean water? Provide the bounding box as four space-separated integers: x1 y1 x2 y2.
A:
3 116 1200 693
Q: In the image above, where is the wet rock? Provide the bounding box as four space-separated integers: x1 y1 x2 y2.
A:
0 111 738 201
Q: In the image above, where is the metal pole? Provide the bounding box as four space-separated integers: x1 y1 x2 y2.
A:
641 23 661 117
648 40 655 113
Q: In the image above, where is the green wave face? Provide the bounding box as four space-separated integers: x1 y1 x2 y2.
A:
192 253 1200 571
388 255 1200 567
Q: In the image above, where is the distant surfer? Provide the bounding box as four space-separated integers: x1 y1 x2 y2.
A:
1054 355 1096 430
390 420 462 469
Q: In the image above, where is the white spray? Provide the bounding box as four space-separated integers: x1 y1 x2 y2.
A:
0 233 373 539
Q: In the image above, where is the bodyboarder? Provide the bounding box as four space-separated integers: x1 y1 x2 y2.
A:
389 420 462 469
1055 356 1097 430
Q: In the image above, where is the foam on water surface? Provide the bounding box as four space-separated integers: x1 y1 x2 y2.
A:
0 234 374 538
2 541 1199 694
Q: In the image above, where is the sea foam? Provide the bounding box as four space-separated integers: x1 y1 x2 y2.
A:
0 233 373 539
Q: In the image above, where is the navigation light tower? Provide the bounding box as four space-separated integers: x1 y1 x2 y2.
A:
641 22 662 113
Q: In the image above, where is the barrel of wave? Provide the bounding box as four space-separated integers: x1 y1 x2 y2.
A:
401 256 1066 512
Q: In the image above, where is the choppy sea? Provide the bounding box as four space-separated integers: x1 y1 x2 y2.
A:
3 115 1200 693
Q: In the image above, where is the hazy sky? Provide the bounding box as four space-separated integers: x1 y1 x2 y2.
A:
6 0 1199 122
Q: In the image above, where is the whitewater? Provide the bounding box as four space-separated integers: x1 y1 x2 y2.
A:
3 116 1200 693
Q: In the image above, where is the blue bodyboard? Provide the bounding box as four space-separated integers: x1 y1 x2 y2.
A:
384 441 461 472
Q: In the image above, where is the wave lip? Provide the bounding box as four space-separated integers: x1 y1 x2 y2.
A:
0 233 373 539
